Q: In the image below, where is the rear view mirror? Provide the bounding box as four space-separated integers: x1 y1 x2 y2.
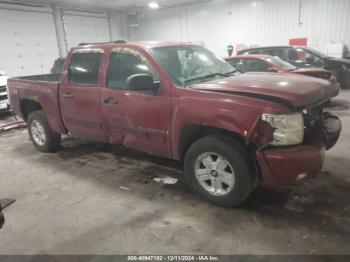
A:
126 74 159 93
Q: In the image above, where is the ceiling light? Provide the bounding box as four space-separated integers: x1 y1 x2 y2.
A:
148 2 160 9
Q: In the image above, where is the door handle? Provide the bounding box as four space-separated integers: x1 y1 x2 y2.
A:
62 92 74 99
103 97 119 105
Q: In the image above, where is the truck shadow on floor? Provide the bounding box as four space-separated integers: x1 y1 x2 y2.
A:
58 139 349 218
18 135 348 241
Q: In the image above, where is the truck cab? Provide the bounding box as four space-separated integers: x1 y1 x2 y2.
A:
8 41 342 207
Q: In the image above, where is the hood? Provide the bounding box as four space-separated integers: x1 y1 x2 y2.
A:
191 72 335 108
291 68 330 74
291 68 332 80
325 57 350 65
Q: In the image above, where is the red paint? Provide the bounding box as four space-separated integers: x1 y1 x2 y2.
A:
225 55 339 97
257 145 324 185
8 41 341 186
289 37 308 46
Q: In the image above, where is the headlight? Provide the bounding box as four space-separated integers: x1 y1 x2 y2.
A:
262 113 304 146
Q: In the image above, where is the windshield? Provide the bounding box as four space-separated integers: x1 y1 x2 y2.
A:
304 47 328 59
266 56 296 71
151 45 236 86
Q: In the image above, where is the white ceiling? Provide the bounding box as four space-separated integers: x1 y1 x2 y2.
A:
0 0 209 12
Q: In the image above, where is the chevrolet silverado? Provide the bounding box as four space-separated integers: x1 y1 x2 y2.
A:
8 41 342 207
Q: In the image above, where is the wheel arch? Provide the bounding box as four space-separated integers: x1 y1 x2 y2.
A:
20 99 43 121
178 124 248 161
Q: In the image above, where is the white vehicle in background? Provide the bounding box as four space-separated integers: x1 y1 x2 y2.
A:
0 71 10 112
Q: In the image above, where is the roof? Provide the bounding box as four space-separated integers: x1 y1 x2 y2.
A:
72 41 195 51
238 45 305 53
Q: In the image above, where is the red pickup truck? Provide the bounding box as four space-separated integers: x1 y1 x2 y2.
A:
8 41 341 207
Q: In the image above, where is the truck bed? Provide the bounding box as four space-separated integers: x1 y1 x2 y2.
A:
10 73 60 83
7 73 66 134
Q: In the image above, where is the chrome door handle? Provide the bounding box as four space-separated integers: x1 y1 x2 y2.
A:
62 92 74 99
103 97 119 105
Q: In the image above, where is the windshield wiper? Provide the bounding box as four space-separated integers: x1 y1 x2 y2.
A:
184 72 233 86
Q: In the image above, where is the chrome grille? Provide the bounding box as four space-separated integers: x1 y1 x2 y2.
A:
0 85 8 101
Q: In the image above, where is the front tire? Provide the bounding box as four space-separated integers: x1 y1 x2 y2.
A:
184 135 256 207
27 110 61 153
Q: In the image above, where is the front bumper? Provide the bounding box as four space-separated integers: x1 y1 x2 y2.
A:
257 113 341 186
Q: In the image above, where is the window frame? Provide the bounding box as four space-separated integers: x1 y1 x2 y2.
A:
106 47 159 91
68 48 104 87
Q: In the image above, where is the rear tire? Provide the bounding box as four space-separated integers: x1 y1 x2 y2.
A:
27 110 61 153
184 135 256 207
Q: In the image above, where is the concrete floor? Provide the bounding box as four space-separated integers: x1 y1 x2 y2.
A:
0 91 350 255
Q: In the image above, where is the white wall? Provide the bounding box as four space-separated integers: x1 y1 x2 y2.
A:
132 0 350 56
110 12 129 41
0 5 129 77
63 11 111 49
0 5 60 77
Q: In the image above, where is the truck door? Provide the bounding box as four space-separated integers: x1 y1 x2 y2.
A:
60 49 105 141
101 47 172 158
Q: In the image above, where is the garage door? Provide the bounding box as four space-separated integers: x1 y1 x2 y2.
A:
64 14 111 49
0 9 59 77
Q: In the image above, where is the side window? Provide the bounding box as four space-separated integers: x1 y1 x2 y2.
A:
228 59 244 72
304 50 323 67
262 48 285 59
287 48 323 66
247 50 261 55
243 59 269 72
68 52 103 85
107 49 156 90
287 48 299 61
261 49 275 56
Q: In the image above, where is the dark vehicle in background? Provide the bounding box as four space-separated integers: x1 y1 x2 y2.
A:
237 46 350 89
50 57 65 74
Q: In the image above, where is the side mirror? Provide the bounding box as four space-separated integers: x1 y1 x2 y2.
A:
126 74 159 93
268 67 279 73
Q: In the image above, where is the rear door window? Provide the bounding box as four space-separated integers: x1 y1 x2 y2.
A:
68 52 103 85
247 50 262 55
261 48 286 59
243 59 269 72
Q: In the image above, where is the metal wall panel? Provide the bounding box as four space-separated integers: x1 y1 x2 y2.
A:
133 0 350 56
63 14 111 49
0 8 59 76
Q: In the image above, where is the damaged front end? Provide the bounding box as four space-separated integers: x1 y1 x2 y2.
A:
255 102 341 186
303 104 342 150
